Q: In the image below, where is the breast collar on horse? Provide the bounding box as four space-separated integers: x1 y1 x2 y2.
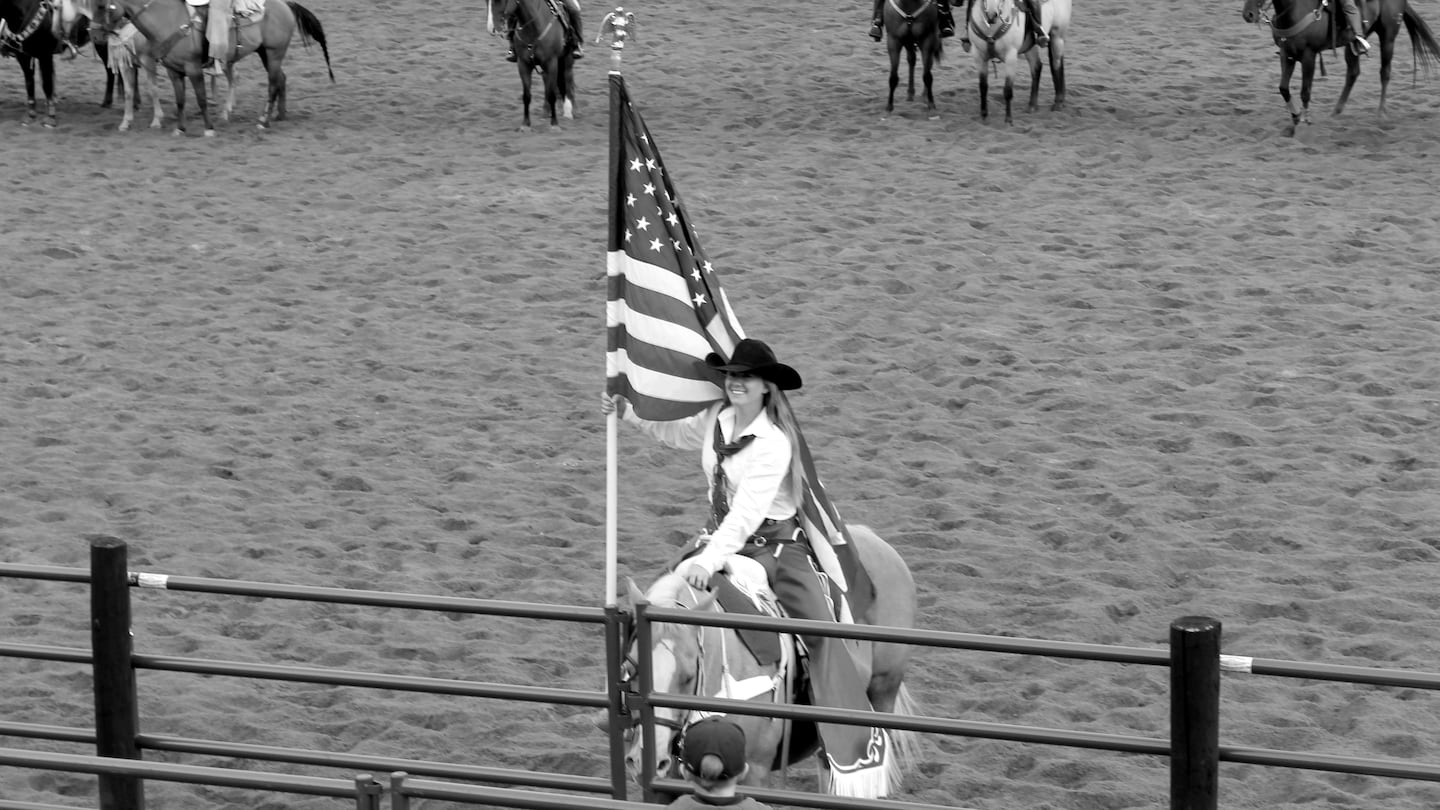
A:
885 0 934 26
1267 2 1326 41
968 1 1017 47
1 0 55 49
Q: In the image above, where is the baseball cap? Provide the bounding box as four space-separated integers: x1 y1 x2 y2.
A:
680 716 747 780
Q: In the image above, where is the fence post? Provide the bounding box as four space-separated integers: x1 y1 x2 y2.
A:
389 771 409 810
634 599 660 804
353 773 382 810
90 536 144 810
1170 615 1220 810
603 604 631 800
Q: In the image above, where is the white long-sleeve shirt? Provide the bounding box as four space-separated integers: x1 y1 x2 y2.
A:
624 402 797 576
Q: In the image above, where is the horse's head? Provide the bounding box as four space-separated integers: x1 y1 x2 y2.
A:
1240 0 1267 24
620 572 718 782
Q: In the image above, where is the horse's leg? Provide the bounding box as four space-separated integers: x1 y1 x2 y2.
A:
905 43 917 101
1277 53 1299 134
118 61 137 131
1373 33 1395 120
188 64 216 136
38 55 57 127
1025 46 1042 112
544 61 560 127
1049 35 1065 110
886 40 901 113
976 54 989 120
258 52 285 129
224 61 238 122
1333 46 1362 116
19 56 38 121
169 66 188 134
99 42 116 107
519 64 533 130
146 58 164 128
1002 54 1016 125
1297 50 1315 128
922 46 937 118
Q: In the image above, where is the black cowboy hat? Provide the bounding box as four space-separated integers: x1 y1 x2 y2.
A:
705 339 803 391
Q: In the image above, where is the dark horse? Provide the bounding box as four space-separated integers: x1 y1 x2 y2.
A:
881 0 943 117
1242 0 1440 135
93 0 332 135
0 0 88 125
488 0 575 129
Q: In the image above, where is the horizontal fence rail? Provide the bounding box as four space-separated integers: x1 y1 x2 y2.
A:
4 541 1440 810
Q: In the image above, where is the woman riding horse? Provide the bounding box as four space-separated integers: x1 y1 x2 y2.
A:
604 338 896 797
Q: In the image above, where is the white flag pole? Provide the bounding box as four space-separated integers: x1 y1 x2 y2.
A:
601 7 634 608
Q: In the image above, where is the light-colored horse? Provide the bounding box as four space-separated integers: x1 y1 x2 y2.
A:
97 21 161 130
967 0 1069 123
92 0 330 136
618 524 920 797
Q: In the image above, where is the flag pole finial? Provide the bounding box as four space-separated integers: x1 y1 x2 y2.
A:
597 6 637 72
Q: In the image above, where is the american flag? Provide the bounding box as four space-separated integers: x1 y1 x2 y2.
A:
603 74 866 598
604 74 744 421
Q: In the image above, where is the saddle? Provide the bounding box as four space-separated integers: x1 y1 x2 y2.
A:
710 555 787 669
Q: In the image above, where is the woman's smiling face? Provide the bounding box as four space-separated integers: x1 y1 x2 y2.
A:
725 372 765 405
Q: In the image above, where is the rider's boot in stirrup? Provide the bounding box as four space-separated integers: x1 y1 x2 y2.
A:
938 0 955 37
1028 0 1049 47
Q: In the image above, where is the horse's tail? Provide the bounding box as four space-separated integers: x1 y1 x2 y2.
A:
1403 5 1440 85
886 684 925 787
286 0 335 82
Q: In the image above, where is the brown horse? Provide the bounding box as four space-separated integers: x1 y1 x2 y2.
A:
487 0 575 129
615 524 921 798
92 0 331 135
881 0 944 117
1241 0 1440 135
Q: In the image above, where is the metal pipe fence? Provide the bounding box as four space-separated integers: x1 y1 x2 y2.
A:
3 537 1440 810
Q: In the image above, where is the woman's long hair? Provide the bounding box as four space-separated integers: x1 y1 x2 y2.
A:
761 381 808 509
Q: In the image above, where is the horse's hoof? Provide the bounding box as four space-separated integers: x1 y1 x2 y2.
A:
118 122 131 132
204 129 217 137
42 118 57 129
172 128 185 136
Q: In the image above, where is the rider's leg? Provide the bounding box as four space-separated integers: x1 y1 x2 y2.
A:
1339 0 1369 53
937 0 955 37
959 0 974 50
504 17 517 61
1026 0 1049 47
869 0 884 40
564 0 584 59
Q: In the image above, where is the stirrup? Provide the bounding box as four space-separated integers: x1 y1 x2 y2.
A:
1350 35 1369 55
869 21 882 41
505 47 517 62
940 25 955 37
571 45 583 59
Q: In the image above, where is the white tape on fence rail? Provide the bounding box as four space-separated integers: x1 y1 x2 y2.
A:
1220 654 1254 673
134 573 170 589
